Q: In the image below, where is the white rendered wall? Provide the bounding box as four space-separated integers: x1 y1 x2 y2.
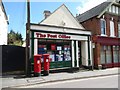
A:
76 41 79 67
41 5 84 29
81 41 88 66
71 40 75 67
89 41 93 66
0 5 8 45
34 39 38 55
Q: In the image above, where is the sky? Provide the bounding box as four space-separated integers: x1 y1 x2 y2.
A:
3 0 107 40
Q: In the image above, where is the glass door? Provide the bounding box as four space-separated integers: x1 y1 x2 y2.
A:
78 41 82 67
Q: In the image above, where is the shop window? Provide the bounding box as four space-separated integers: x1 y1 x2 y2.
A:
100 46 106 64
56 45 63 62
63 45 71 61
38 39 71 63
118 46 120 62
106 46 112 63
38 45 47 54
110 20 115 37
100 19 106 35
118 23 120 37
113 46 119 63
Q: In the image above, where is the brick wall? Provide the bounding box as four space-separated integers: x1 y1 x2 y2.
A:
80 13 119 68
81 16 100 35
104 13 119 37
80 13 119 37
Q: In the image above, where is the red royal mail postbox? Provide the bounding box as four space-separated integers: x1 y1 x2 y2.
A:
34 54 42 77
43 54 50 76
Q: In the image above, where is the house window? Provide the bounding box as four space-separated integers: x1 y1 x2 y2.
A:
118 23 120 37
112 5 115 13
116 7 118 14
108 5 119 15
100 19 106 35
109 6 112 12
110 20 115 37
119 7 120 15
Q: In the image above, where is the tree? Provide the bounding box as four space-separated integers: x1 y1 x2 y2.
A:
8 30 23 46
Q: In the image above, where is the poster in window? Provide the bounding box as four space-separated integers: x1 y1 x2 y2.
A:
68 46 70 50
59 51 62 54
51 44 56 50
57 46 62 50
56 54 63 61
65 55 71 61
66 51 70 55
59 55 63 61
50 54 55 62
64 51 71 61
64 45 67 50
67 56 71 61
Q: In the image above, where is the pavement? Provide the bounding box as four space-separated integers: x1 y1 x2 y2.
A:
1 67 120 89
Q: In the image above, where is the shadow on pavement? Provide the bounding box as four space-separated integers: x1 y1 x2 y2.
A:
1 68 90 79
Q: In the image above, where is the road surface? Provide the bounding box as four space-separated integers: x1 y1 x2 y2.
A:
19 75 118 88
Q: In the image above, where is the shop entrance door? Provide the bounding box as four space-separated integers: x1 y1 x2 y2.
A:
78 41 82 67
74 41 82 67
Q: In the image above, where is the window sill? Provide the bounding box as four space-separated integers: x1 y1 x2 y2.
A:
110 36 116 37
101 34 107 37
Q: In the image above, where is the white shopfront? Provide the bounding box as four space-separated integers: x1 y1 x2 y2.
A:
30 24 92 69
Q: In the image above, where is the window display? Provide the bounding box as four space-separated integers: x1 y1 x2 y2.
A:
38 45 47 54
64 51 71 61
51 44 56 50
57 46 62 50
38 39 71 62
64 45 71 61
56 54 63 61
50 54 55 62
59 51 62 54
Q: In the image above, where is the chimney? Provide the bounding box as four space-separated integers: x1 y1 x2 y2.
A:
43 10 51 19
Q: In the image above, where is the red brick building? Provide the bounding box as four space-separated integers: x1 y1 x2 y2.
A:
77 0 120 68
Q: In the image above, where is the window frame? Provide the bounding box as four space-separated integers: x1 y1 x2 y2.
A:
110 20 115 37
112 5 116 13
100 19 106 36
115 6 118 14
108 5 119 15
